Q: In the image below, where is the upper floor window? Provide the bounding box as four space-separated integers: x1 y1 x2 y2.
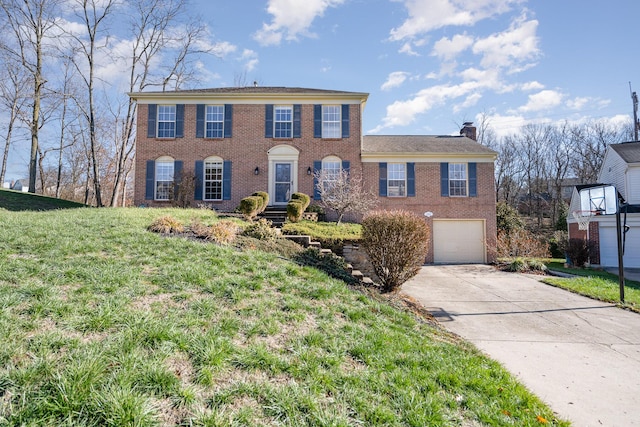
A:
387 163 406 197
322 106 341 138
155 156 174 200
274 106 292 138
203 157 223 201
449 163 467 196
206 106 224 138
157 105 176 138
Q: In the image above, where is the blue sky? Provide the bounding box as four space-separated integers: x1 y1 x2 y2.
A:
199 0 639 136
3 0 639 183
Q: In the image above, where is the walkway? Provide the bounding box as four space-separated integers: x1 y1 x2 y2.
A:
402 265 640 427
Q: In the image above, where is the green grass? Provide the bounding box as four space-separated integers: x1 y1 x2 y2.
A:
0 188 86 211
544 261 640 311
282 220 362 241
0 205 568 426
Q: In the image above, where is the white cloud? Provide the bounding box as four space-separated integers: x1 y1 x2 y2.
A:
521 81 544 91
431 33 474 61
399 42 420 56
390 0 523 41
381 71 411 91
239 49 259 71
479 112 529 136
517 89 564 112
372 80 493 131
565 96 610 111
253 0 346 46
454 92 482 113
472 15 540 71
212 41 238 58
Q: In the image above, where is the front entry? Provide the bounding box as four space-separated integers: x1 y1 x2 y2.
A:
267 145 300 206
274 162 293 204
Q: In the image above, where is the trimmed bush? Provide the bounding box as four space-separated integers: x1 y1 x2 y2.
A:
238 196 262 220
252 191 269 214
148 216 184 234
286 200 305 223
242 218 278 241
291 192 310 211
361 210 430 293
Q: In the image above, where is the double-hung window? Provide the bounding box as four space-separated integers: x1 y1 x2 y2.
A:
206 106 224 138
449 163 467 196
157 105 176 138
274 106 292 138
387 163 406 197
155 158 174 200
322 157 342 192
322 106 341 138
204 158 223 201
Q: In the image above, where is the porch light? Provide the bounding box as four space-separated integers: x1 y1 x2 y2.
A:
254 167 259 175
307 166 312 175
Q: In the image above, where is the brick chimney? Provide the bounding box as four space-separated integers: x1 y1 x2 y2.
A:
460 122 477 141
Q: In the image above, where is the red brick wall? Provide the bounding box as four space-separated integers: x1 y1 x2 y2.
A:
361 162 497 263
135 102 497 263
568 221 600 264
134 103 362 209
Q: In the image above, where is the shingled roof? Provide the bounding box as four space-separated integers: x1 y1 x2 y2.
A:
610 141 640 163
129 86 368 99
362 135 497 156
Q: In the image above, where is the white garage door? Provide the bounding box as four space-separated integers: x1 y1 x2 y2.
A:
599 225 640 268
433 220 485 263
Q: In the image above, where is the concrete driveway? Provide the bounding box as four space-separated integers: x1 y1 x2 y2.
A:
402 265 640 427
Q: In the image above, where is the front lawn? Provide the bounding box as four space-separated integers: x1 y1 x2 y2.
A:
0 208 567 426
544 261 640 311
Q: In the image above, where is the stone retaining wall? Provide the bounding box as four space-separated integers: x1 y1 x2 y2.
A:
342 241 380 283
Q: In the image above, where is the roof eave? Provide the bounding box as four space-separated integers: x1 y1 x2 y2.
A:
128 90 369 103
361 152 497 162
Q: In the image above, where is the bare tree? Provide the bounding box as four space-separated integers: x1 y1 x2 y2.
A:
314 169 378 225
63 0 118 207
546 122 573 225
107 0 214 206
0 0 61 193
0 50 29 185
569 120 627 183
495 134 524 206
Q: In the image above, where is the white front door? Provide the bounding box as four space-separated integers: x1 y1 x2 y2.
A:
274 162 293 204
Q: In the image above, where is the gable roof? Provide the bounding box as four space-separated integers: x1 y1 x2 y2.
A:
610 141 640 164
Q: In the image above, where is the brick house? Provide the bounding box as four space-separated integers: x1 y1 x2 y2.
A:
129 86 497 263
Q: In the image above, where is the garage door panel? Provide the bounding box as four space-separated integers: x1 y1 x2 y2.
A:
433 220 485 264
599 225 640 268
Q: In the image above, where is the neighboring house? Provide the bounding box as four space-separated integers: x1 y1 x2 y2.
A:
11 179 28 192
568 141 640 268
129 86 497 264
